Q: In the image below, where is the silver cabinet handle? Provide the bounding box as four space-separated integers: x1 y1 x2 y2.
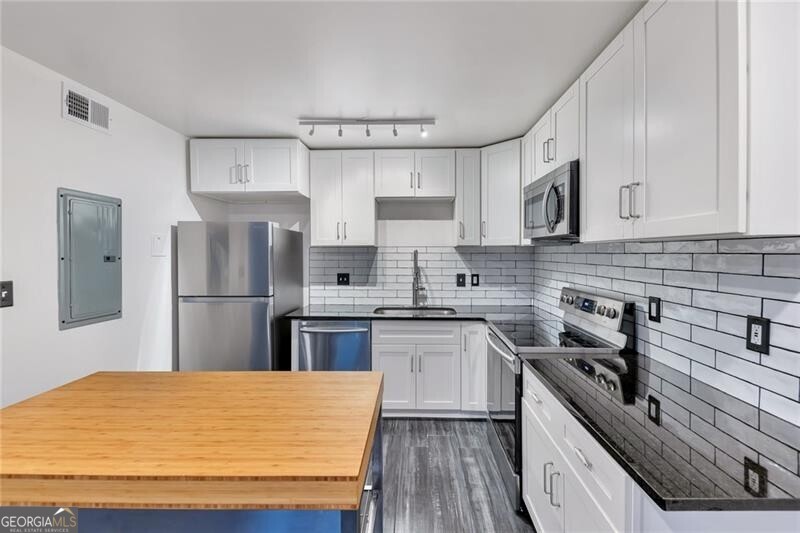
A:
336 222 340 240
344 221 347 240
618 185 631 220
463 334 467 352
542 141 548 163
543 461 553 494
418 354 422 372
417 171 421 189
573 446 592 470
411 354 414 373
549 472 561 507
547 138 555 162
529 391 542 404
241 164 250 183
481 221 487 237
629 181 642 219
230 165 239 184
459 221 465 239
410 171 414 189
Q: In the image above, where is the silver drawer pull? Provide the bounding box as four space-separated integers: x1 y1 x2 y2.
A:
543 461 553 494
549 472 561 507
573 446 592 470
528 390 542 404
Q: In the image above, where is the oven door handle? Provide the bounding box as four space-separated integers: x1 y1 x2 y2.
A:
486 334 517 370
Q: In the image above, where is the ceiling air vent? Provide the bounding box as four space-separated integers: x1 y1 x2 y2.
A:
62 82 111 134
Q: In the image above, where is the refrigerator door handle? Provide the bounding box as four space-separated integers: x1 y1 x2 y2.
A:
179 296 272 303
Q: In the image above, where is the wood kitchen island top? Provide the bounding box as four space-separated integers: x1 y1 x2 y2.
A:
0 371 383 510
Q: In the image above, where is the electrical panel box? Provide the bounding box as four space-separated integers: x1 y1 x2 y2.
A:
58 188 122 330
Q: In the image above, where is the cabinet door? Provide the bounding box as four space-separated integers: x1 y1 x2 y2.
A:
189 139 244 193
416 344 461 410
564 473 618 533
580 23 635 243
521 128 534 187
552 80 580 168
455 149 481 246
341 150 375 246
633 0 745 238
480 139 521 246
375 150 415 198
309 151 343 246
531 112 553 181
522 398 565 533
415 149 455 198
373 344 416 410
460 323 486 411
243 139 296 192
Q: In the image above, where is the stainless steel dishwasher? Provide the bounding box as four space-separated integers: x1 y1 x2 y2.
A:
291 320 371 371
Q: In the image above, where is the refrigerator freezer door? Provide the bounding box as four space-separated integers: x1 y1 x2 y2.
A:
178 297 273 370
295 321 371 371
177 222 273 297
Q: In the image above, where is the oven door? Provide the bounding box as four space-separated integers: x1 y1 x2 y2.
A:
486 329 523 510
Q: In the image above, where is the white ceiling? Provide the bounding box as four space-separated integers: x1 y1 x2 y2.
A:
2 1 643 148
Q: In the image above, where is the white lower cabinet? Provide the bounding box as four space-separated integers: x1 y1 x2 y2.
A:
373 321 485 414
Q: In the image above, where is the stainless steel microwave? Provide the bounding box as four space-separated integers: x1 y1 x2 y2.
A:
523 160 579 242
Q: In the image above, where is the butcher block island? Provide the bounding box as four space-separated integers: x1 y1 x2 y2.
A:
0 371 384 533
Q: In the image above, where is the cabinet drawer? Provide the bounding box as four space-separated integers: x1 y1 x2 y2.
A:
522 365 565 437
562 415 628 532
372 321 460 345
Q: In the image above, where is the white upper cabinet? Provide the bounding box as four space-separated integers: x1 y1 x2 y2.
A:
190 139 309 200
375 150 415 198
579 23 635 243
632 0 745 238
455 149 481 246
551 80 580 168
481 139 521 246
415 149 455 197
521 128 534 187
189 139 245 194
341 151 376 245
375 149 455 199
531 112 553 181
310 150 375 247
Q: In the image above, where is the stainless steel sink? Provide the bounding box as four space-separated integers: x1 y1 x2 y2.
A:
373 306 457 316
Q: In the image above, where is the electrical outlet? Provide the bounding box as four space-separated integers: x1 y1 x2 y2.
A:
744 457 767 497
471 274 480 287
746 316 770 354
336 273 350 286
456 273 466 287
0 281 13 308
647 395 661 426
648 296 661 323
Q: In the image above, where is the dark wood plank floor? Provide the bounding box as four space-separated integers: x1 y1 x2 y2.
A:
382 419 534 533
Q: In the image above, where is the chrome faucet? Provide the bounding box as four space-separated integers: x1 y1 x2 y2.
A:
412 249 426 307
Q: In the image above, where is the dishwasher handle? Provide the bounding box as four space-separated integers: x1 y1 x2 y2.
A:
299 327 370 334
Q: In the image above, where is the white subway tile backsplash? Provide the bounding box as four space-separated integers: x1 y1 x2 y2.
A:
663 270 718 291
764 255 800 278
760 390 800 427
719 274 800 303
626 242 663 253
761 346 800 380
646 254 693 270
662 334 715 366
691 326 759 364
664 240 718 253
693 254 763 275
612 254 646 267
763 300 800 328
770 323 800 353
690 362 760 406
716 352 799 400
662 302 717 329
718 237 800 254
691 290 762 316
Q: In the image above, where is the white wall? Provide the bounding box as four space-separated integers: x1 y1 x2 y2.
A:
0 48 226 406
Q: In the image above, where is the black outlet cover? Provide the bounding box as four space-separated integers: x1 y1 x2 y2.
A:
746 316 770 354
647 395 661 426
336 273 350 286
456 273 466 287
744 457 767 497
648 296 662 323
471 274 480 287
0 281 13 308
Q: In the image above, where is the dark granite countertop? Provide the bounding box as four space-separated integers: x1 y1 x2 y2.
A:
522 358 800 511
285 305 538 321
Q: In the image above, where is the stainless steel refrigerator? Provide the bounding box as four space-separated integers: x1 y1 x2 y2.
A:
176 222 303 371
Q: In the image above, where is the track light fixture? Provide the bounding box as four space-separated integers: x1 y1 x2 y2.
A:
298 118 435 139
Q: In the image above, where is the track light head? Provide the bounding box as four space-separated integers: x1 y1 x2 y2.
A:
308 125 315 136
420 124 428 138
393 125 398 137
365 125 371 137
338 125 343 137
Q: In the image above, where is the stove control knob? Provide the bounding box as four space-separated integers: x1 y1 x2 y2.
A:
595 374 607 386
606 381 617 392
565 295 574 305
606 308 618 319
596 305 607 316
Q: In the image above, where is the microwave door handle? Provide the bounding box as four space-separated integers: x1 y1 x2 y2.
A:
542 181 555 233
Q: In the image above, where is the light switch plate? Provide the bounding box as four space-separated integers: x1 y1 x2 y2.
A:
337 273 350 286
150 233 168 257
648 296 661 323
471 274 480 287
746 316 770 354
647 395 661 426
456 273 466 287
0 281 13 308
744 457 767 497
